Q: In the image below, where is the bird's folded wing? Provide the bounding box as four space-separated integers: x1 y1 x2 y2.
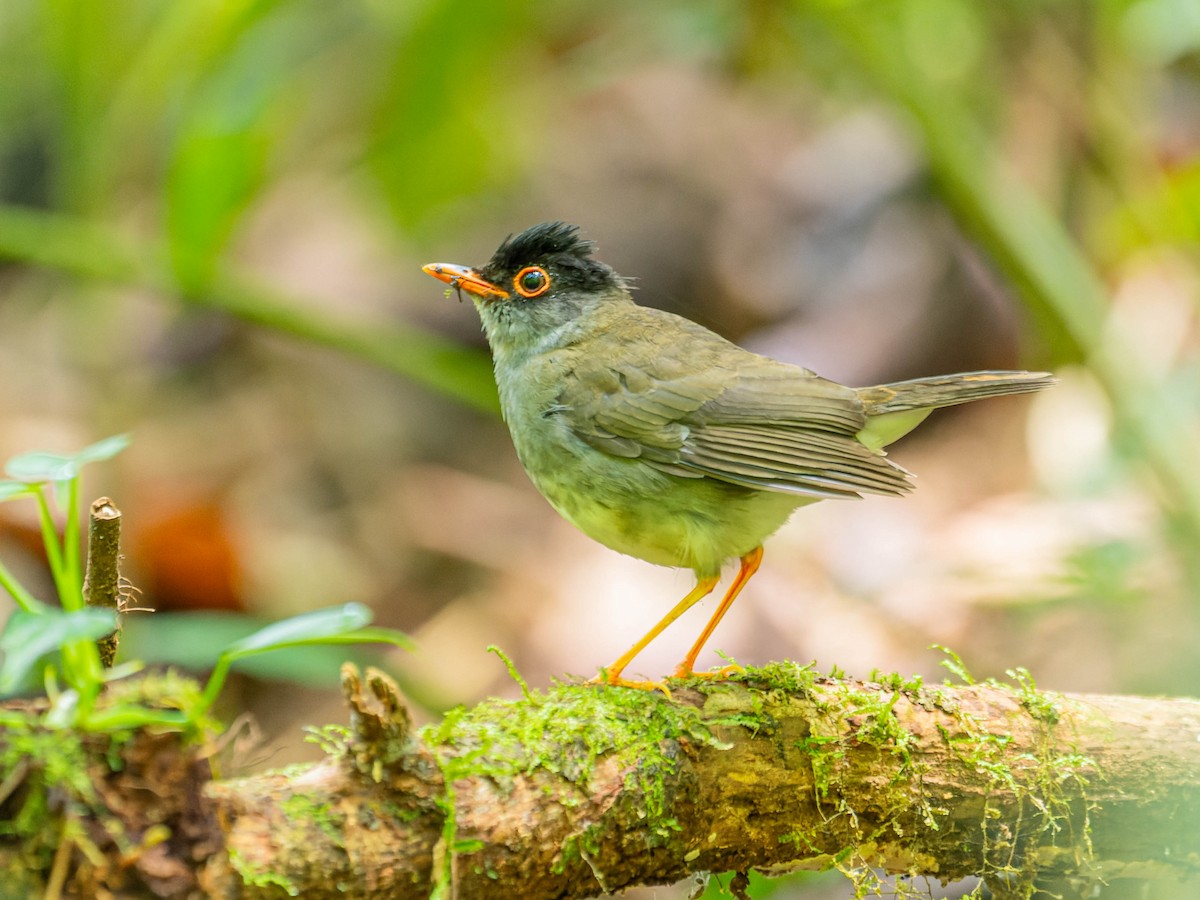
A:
680 424 911 498
558 353 912 500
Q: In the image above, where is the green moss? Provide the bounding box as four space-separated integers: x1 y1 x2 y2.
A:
796 733 847 799
930 654 1095 898
303 723 352 758
0 671 220 891
227 845 300 896
871 669 925 694
0 710 189 889
419 668 738 895
554 821 604 876
728 659 820 697
82 667 219 738
414 651 1093 900
1002 667 1061 725
739 656 1090 898
281 792 345 848
421 678 726 816
98 667 207 718
0 717 97 869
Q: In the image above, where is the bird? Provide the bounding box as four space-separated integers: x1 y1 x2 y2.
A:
423 222 1053 690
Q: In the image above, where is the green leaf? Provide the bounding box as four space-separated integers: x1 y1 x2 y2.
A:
4 451 77 483
0 607 117 695
101 661 145 682
239 625 416 654
217 603 415 661
165 13 302 290
226 601 373 658
0 481 35 501
202 602 413 708
367 0 535 230
45 688 81 729
74 433 132 466
83 705 190 731
4 433 130 483
120 612 401 689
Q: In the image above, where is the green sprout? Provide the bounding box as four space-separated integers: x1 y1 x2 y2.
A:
0 435 412 734
0 435 131 719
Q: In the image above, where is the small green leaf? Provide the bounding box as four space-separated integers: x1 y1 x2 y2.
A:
4 433 130 484
201 603 412 709
45 688 81 728
0 607 117 695
74 434 132 466
0 481 35 502
102 661 145 682
4 451 77 483
83 705 190 731
224 602 410 659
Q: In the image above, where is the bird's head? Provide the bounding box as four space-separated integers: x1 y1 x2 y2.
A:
423 222 629 354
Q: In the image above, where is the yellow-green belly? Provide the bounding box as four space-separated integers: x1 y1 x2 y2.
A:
521 435 810 578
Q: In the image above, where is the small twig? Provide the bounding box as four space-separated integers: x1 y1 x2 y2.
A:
0 758 29 806
43 819 73 900
82 497 124 667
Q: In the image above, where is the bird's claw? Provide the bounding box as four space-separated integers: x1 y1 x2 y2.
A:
670 662 745 682
586 671 673 699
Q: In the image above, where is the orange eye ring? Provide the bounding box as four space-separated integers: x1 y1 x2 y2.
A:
513 266 550 298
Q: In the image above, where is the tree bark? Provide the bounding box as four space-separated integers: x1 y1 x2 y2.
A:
199 665 1200 899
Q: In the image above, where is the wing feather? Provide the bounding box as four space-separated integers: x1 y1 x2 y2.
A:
552 307 911 499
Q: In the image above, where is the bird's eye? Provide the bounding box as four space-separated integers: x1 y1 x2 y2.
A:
514 266 550 298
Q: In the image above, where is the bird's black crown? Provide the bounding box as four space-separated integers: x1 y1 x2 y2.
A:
489 222 595 269
481 222 623 292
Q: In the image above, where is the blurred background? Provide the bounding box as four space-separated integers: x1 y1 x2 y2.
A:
1 1 1199 896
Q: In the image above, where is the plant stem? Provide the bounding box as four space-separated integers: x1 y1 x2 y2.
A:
83 497 123 667
62 477 81 608
0 558 45 614
33 487 74 609
201 654 234 711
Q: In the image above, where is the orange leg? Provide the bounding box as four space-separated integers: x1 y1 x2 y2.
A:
592 573 721 689
671 546 763 679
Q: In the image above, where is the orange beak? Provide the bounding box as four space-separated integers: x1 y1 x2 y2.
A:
422 263 510 300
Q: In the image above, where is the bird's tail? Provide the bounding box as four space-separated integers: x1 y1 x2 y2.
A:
854 370 1054 452
858 370 1056 415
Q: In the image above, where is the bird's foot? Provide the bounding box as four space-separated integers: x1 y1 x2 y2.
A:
586 671 673 699
670 662 745 682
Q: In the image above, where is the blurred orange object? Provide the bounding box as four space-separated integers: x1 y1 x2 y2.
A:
133 502 244 612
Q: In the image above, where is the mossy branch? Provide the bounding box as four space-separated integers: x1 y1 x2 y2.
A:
199 665 1200 899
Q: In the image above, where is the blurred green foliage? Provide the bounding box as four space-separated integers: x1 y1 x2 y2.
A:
4 0 1197 541
0 3 1196 600
0 0 1198 589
